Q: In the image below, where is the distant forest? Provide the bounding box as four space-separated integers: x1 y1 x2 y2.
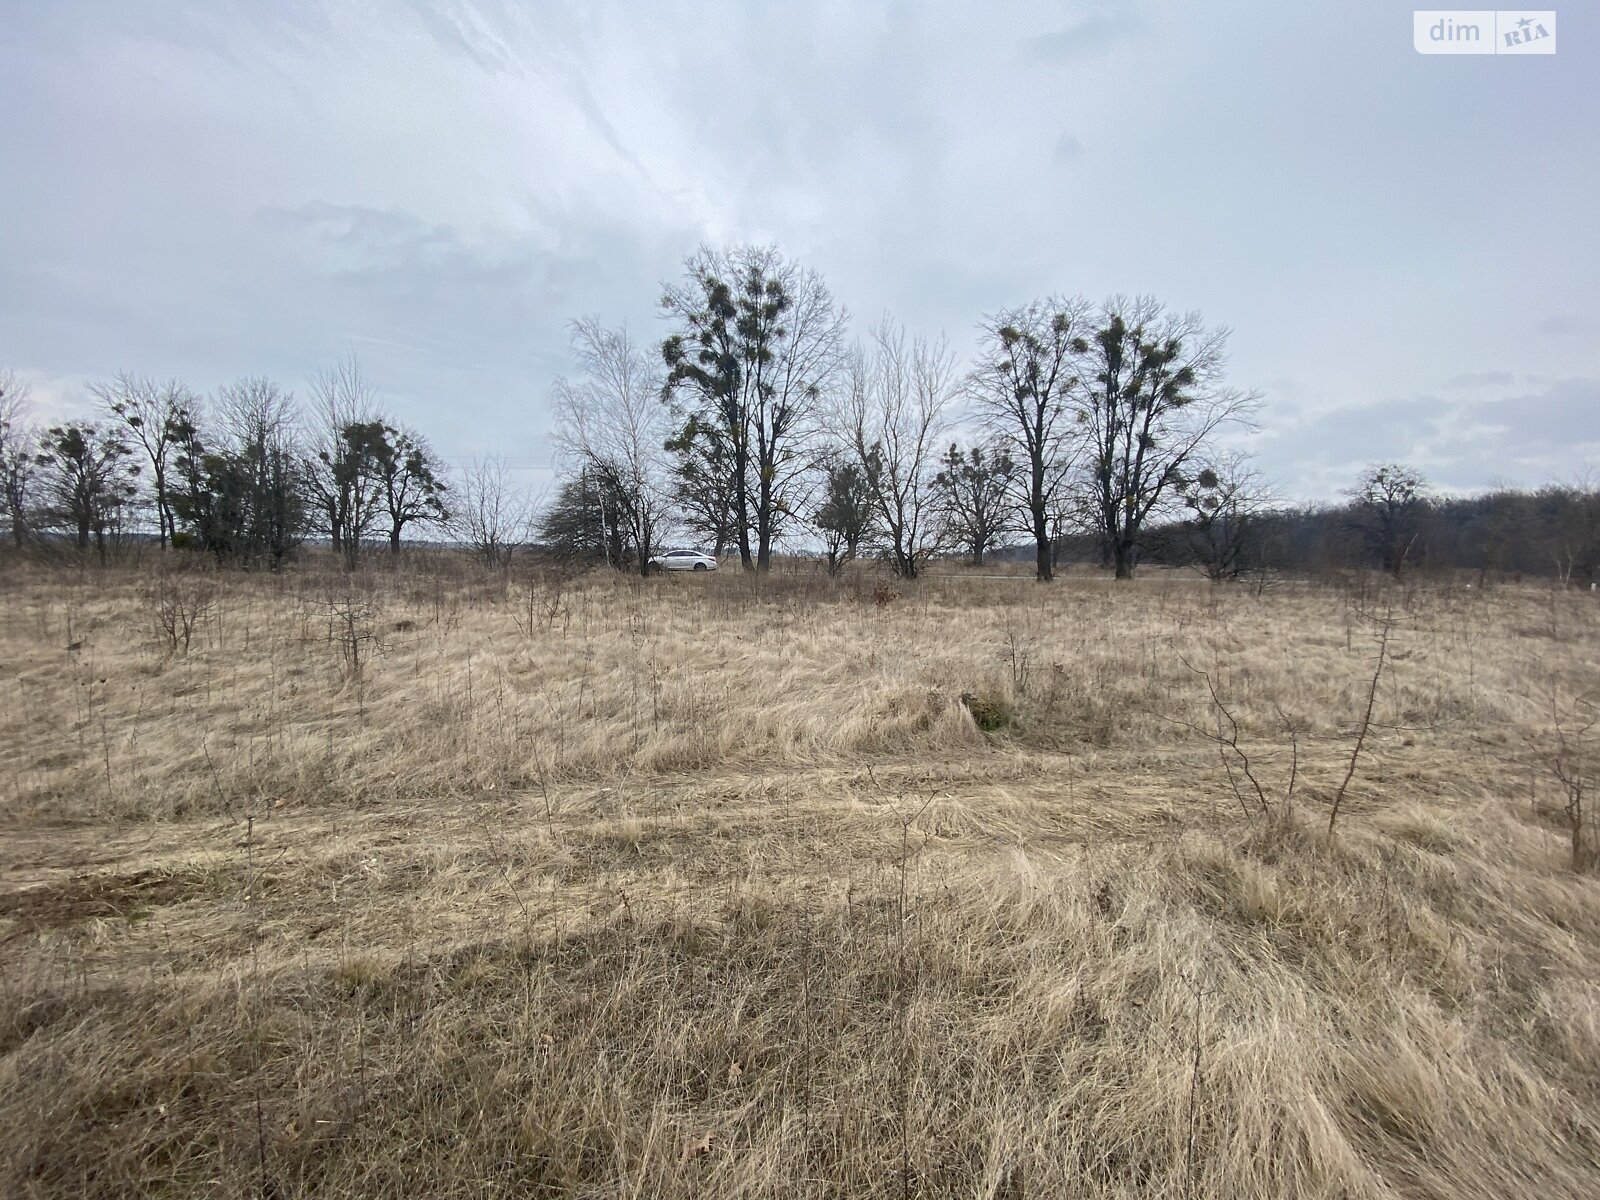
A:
1055 477 1600 586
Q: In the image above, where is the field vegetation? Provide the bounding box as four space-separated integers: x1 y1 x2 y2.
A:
2 557 1598 1198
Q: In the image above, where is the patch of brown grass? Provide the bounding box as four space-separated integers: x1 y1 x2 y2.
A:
1 560 1598 1197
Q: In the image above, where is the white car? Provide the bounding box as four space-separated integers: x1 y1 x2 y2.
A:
648 549 718 573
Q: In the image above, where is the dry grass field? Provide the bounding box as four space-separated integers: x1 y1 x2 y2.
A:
2 559 1598 1198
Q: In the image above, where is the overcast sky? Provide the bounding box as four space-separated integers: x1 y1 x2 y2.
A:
2 0 1593 503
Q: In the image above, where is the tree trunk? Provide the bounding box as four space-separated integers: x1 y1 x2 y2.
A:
154 465 171 548
754 458 774 572
1033 503 1052 582
389 525 402 556
737 525 754 571
733 448 754 570
1113 539 1135 579
973 545 986 568
636 523 654 577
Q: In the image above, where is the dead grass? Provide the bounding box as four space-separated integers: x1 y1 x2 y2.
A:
1 558 1598 1197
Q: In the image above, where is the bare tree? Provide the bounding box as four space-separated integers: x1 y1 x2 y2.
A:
968 296 1092 581
931 440 1016 567
662 245 847 570
1538 471 1600 587
1345 462 1431 576
92 374 196 547
452 457 533 569
844 319 954 579
756 256 848 566
1078 296 1259 579
1179 450 1277 581
305 354 383 569
0 370 37 549
553 318 673 575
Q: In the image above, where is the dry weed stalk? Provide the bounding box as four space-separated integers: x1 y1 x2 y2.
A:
1547 694 1598 872
145 571 215 658
1172 649 1277 819
322 585 381 700
1328 600 1397 834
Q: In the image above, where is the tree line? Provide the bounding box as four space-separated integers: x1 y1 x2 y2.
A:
543 245 1260 582
541 245 1598 585
3 243 1595 584
1129 461 1600 587
0 361 455 568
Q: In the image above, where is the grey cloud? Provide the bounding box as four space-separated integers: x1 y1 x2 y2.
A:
1255 379 1600 500
2 0 338 62
247 198 693 467
1030 6 1141 62
1475 378 1600 450
398 0 525 72
1535 314 1583 337
1054 134 1086 164
2 1 1595 507
1275 395 1454 468
1445 371 1514 388
258 202 515 278
394 0 646 173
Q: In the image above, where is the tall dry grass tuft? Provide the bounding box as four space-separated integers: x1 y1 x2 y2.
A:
2 556 1598 1197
